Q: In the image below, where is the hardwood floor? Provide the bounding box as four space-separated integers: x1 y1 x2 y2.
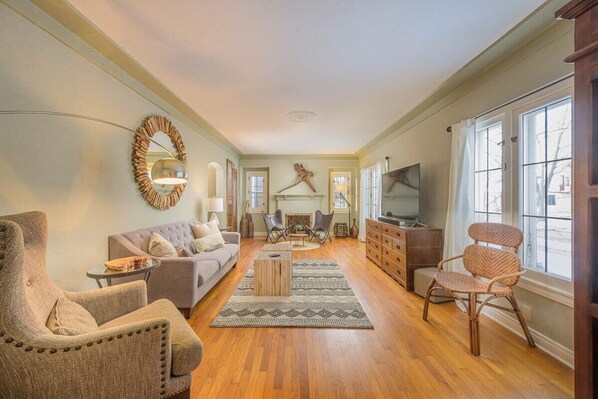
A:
188 238 573 398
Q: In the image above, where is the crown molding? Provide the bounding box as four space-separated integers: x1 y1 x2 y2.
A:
356 0 572 158
1 0 241 157
240 154 359 161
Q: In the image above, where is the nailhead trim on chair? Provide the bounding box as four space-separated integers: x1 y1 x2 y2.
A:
0 321 171 398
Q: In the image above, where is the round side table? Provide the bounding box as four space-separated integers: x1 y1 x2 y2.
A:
86 259 161 288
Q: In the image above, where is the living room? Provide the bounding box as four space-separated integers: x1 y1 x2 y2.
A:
0 0 594 398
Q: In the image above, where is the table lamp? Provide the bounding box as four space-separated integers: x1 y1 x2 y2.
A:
205 197 224 226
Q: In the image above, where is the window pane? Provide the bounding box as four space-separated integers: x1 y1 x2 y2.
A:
475 129 488 171
523 108 546 164
547 99 572 161
546 218 572 279
523 164 546 217
488 170 502 213
523 217 545 272
475 212 487 223
487 125 503 170
488 213 502 223
475 171 487 212
546 160 571 219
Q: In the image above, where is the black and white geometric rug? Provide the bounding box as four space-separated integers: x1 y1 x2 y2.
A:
210 259 373 329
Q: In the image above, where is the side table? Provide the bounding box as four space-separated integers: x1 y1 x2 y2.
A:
86 259 161 288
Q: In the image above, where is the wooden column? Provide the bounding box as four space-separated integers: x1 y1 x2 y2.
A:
556 1 598 397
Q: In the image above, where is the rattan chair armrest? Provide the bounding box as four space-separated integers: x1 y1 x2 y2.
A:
437 255 463 271
486 269 526 291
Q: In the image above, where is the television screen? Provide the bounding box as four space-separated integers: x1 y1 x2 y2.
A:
381 163 420 223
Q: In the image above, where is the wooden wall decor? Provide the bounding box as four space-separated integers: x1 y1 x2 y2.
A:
557 1 598 397
227 159 238 232
278 163 316 193
132 115 187 210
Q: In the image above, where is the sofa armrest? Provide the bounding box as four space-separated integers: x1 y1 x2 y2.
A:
2 318 174 399
64 281 148 325
108 234 148 260
144 257 200 308
222 232 240 245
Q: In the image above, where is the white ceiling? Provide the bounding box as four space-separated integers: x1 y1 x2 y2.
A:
68 0 544 154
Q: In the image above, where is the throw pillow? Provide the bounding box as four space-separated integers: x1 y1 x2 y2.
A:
148 232 177 257
46 297 98 336
191 220 220 239
193 233 226 253
176 246 193 257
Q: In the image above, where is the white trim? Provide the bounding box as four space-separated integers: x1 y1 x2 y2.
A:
517 276 574 308
483 307 573 369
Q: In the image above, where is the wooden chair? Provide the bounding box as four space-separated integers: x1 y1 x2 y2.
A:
422 222 536 355
262 209 288 243
309 210 334 244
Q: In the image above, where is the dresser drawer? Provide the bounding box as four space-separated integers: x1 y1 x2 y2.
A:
392 239 406 255
383 248 406 268
381 234 393 249
366 229 381 242
382 258 406 286
366 247 382 266
366 238 382 252
366 219 381 233
381 224 405 241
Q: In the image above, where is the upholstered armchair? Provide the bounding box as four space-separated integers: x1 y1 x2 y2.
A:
0 212 203 399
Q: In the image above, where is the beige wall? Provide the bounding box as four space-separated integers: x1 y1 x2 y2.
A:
0 4 238 291
359 21 575 357
239 156 359 234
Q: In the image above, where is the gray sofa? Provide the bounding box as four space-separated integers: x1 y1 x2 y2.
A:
108 219 240 318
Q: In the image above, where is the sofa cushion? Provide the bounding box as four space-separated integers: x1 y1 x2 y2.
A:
99 299 203 376
193 246 232 268
196 260 220 287
148 232 177 257
121 219 199 254
46 297 98 336
176 247 193 257
191 220 219 238
192 233 225 253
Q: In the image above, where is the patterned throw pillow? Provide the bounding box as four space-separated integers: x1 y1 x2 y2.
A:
148 232 177 257
46 297 98 336
193 233 226 253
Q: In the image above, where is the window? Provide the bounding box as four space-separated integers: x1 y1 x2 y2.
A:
473 78 573 285
246 171 268 213
474 120 503 224
363 164 381 219
330 171 351 213
520 98 572 279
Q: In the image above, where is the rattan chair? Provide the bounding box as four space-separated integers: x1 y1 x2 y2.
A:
262 209 288 243
309 210 334 244
423 222 536 356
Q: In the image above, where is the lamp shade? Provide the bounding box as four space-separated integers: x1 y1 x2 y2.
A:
205 197 224 213
151 158 188 185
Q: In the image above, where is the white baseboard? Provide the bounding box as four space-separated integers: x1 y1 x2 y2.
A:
252 232 267 237
483 307 573 369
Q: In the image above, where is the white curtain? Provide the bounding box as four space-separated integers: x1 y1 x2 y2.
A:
444 119 475 273
358 161 383 242
358 168 368 242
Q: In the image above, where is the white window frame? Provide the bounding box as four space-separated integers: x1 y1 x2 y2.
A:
246 170 268 213
474 78 573 303
330 171 352 213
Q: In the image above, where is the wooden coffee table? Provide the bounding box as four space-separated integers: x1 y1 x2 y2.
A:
253 251 292 296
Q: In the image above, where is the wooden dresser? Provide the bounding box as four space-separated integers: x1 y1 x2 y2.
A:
365 218 443 290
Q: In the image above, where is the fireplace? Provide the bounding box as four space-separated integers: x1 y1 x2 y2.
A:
285 213 312 230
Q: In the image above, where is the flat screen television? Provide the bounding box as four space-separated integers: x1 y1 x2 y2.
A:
379 163 420 225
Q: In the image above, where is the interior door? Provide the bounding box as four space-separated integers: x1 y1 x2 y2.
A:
227 159 238 232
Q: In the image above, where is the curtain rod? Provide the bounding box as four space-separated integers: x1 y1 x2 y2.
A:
445 73 574 132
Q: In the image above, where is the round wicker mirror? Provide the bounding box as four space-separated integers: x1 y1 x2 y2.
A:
132 115 187 210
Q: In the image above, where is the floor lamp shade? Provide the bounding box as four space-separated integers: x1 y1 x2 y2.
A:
151 158 188 185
